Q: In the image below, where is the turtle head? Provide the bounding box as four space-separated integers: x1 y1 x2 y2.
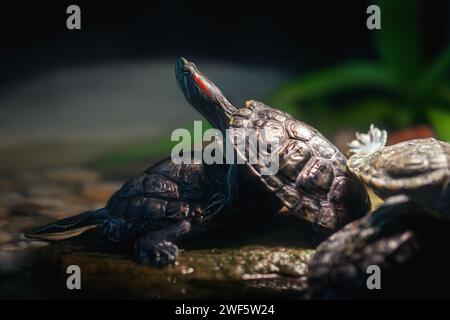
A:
176 57 237 132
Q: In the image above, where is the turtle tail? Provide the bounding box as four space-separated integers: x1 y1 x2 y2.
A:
348 124 387 156
24 208 109 240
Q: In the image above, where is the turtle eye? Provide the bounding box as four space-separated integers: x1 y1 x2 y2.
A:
182 67 190 75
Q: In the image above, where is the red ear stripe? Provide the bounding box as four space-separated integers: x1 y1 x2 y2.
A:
193 72 211 97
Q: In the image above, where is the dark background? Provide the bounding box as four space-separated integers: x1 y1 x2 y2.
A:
1 0 448 89
0 0 449 174
0 1 449 301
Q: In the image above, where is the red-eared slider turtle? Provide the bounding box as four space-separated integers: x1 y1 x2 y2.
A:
307 196 450 299
348 125 450 203
176 58 371 233
25 158 237 266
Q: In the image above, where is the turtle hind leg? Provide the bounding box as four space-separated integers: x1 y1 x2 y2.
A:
348 124 387 156
135 220 191 267
24 208 109 240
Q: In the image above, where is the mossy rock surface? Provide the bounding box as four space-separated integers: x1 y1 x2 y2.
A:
0 215 317 299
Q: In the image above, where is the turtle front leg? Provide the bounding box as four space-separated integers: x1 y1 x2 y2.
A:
135 220 191 267
204 164 237 217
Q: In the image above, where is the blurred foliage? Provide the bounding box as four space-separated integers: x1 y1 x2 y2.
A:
93 122 212 174
94 0 449 173
93 138 176 174
427 107 450 140
266 0 450 139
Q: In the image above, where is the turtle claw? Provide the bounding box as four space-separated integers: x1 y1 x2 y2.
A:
348 124 387 156
204 164 237 219
204 192 230 218
135 240 179 267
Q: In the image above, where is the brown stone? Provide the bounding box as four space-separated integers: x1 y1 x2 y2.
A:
27 241 50 248
15 240 313 299
10 197 91 218
0 231 12 244
0 191 24 207
42 204 93 219
11 201 52 216
2 216 53 234
0 251 19 272
0 178 25 192
44 168 99 185
0 212 319 299
81 182 121 202
0 243 16 252
26 184 74 198
0 207 9 219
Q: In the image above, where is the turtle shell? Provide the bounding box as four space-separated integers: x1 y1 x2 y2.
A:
348 138 450 201
99 158 229 242
307 198 450 299
229 100 371 232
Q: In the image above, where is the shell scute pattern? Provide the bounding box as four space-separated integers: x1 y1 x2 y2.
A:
286 120 315 141
279 140 312 183
278 185 301 209
307 135 337 158
264 175 284 192
296 157 334 192
328 177 349 201
98 158 227 243
143 174 179 199
118 173 146 198
146 158 182 181
349 130 450 200
230 100 370 231
177 164 206 201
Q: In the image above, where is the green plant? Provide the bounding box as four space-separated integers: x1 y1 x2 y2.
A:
266 0 450 139
93 0 449 173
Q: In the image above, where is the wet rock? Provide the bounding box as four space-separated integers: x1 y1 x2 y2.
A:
26 184 75 198
0 167 317 299
0 178 25 192
27 240 50 249
10 198 67 216
44 168 99 184
10 197 93 219
0 231 12 244
176 246 314 281
0 251 19 272
0 207 9 219
0 191 24 207
35 200 93 219
2 234 314 299
41 205 93 219
2 215 53 234
81 182 121 202
10 201 52 216
0 243 17 252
